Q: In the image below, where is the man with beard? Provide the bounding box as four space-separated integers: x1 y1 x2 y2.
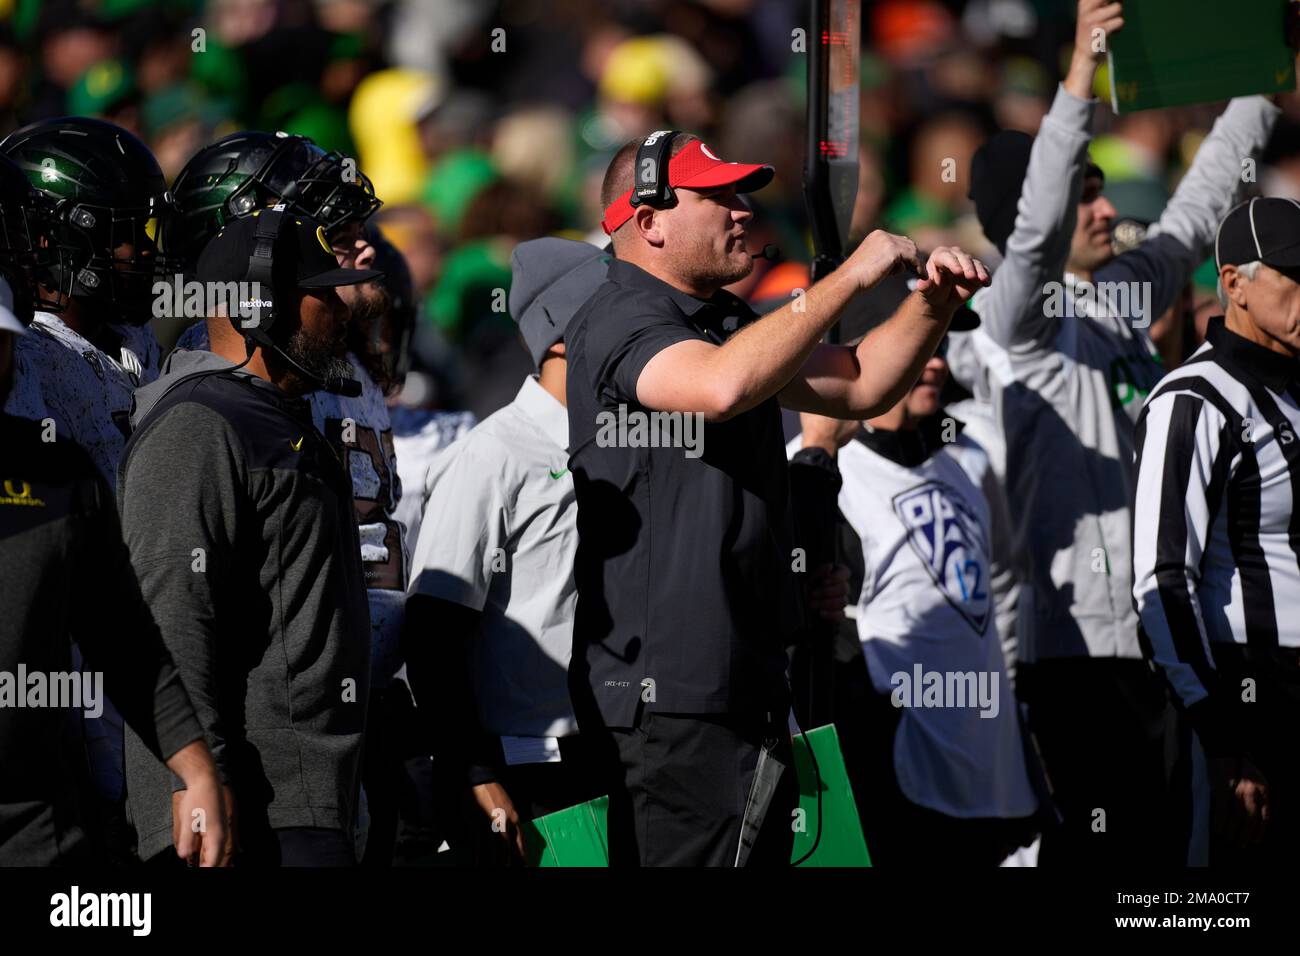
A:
567 131 989 866
117 211 382 866
169 138 405 861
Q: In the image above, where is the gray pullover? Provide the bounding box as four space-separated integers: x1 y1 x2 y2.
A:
117 349 371 862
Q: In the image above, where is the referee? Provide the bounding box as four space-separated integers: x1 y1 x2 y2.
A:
1133 197 1300 864
567 131 988 866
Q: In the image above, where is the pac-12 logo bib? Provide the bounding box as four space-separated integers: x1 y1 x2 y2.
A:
892 480 990 633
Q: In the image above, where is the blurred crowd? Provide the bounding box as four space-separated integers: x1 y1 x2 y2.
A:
5 0 1299 418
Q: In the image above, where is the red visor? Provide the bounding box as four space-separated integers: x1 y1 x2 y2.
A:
600 139 774 235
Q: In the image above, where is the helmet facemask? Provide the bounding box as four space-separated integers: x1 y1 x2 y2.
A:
274 146 383 238
49 194 178 324
0 191 74 323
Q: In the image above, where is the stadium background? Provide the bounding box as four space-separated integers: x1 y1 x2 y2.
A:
3 0 1297 418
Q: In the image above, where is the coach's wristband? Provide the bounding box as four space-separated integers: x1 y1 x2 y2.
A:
791 446 843 484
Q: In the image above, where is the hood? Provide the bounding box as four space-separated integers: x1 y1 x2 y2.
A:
508 237 610 367
129 347 244 429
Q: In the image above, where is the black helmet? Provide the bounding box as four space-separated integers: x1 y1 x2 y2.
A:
0 152 62 325
0 117 175 324
168 130 383 270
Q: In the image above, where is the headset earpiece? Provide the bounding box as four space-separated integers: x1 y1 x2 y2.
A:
629 129 680 211
237 207 292 344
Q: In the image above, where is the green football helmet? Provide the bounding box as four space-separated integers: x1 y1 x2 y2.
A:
167 130 383 271
0 116 175 324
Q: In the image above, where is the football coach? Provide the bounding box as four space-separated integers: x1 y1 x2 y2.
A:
565 130 989 866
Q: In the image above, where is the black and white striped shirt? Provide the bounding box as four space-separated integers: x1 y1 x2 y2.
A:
1132 317 1300 751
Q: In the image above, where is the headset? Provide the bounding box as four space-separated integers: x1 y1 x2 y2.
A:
629 129 681 211
628 130 781 265
233 206 361 397
236 206 293 349
131 207 359 430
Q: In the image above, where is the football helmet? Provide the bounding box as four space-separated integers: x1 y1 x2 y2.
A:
1 117 175 324
168 130 382 270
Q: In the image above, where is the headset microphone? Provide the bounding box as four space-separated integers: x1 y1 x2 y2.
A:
750 243 782 262
262 339 362 397
325 370 362 398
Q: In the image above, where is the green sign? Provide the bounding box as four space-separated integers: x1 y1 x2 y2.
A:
1108 0 1296 112
521 723 871 866
523 794 610 867
791 723 871 867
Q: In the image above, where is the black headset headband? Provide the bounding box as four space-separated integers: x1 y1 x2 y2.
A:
629 129 681 210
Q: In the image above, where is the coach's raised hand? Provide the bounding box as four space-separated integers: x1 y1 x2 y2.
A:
914 245 991 311
843 229 922 291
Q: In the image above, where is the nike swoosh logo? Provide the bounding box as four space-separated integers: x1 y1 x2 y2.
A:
290 436 304 452
548 468 568 479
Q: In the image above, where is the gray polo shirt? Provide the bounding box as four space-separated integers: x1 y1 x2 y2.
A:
409 375 577 750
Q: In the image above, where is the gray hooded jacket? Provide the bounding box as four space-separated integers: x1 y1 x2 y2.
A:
117 348 371 861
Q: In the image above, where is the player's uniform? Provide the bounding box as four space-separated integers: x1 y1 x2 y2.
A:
6 313 160 489
0 410 203 866
4 312 161 809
